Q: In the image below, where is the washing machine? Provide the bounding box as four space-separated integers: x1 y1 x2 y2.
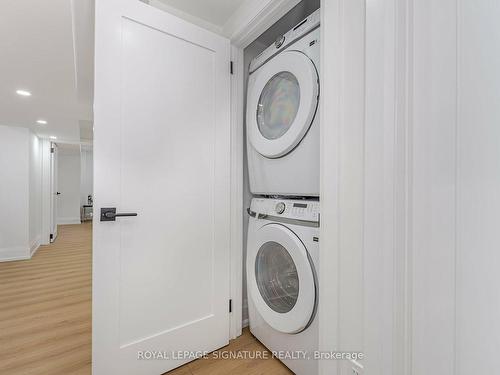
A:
247 197 319 375
246 9 320 197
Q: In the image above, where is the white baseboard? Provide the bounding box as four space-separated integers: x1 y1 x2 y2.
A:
57 217 81 225
30 237 41 257
0 237 42 262
0 246 30 262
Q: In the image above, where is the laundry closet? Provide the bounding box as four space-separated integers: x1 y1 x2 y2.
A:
241 1 320 374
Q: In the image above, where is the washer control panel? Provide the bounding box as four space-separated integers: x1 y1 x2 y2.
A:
251 198 320 222
275 202 286 214
274 35 286 49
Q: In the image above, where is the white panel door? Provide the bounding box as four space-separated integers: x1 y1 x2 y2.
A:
50 142 58 242
93 1 231 374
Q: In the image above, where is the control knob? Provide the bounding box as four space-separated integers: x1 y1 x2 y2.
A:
275 202 286 215
275 35 285 49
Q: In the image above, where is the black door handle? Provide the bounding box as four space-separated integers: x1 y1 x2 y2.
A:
56 192 61 195
100 207 138 222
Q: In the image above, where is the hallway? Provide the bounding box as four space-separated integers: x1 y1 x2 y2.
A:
0 223 92 375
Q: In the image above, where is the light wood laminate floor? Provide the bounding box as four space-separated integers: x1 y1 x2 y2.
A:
166 328 293 375
0 223 92 375
0 223 292 375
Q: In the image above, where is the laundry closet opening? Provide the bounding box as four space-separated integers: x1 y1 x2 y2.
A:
241 1 320 374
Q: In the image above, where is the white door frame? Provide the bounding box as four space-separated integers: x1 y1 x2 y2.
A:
49 142 59 242
40 138 53 245
229 44 245 340
317 1 342 373
317 1 410 374
40 140 92 245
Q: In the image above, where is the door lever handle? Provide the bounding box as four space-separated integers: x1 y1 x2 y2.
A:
100 207 138 222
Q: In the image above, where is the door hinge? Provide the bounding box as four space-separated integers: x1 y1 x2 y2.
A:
51 147 55 153
50 233 53 240
229 299 232 313
230 61 234 75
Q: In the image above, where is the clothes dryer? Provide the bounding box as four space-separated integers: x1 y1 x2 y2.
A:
247 10 320 196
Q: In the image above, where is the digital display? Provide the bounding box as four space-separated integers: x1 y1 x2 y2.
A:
293 203 307 208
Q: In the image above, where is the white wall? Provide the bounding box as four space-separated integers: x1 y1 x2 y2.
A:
411 1 500 374
0 125 43 261
0 126 30 260
57 146 81 224
456 1 500 371
411 0 457 373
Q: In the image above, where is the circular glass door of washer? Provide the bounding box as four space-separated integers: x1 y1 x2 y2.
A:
248 223 317 334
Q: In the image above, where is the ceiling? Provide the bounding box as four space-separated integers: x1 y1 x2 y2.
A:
149 0 246 32
0 0 94 143
0 0 294 143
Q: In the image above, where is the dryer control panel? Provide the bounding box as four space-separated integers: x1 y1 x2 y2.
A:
249 8 320 74
250 198 320 223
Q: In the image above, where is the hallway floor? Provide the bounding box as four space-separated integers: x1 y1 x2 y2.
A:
0 223 92 374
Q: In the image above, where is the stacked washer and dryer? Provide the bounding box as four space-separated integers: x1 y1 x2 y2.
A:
245 9 321 375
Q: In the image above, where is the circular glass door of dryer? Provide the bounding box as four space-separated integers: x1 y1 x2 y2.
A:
248 224 317 334
247 50 319 158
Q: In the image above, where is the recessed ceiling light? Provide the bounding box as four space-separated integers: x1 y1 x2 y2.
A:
37 120 47 125
16 89 32 97
49 136 57 140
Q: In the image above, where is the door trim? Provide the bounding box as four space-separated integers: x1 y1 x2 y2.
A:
229 44 244 339
41 138 52 245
